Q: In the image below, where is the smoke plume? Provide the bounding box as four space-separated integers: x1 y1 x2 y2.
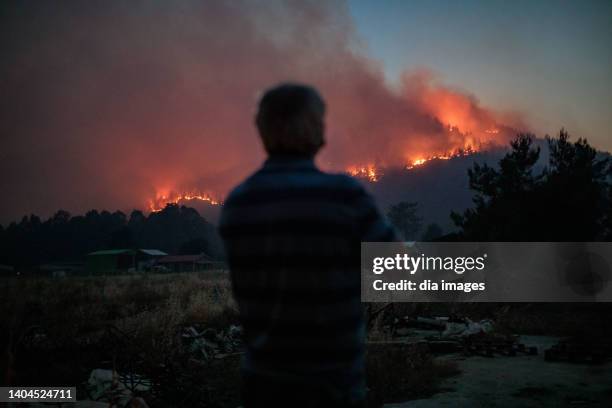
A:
0 0 525 223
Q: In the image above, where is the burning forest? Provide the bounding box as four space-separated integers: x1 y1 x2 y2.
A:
148 191 220 213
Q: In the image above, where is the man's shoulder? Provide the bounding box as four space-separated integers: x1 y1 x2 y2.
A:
231 169 364 195
223 171 368 213
223 176 255 206
323 171 367 192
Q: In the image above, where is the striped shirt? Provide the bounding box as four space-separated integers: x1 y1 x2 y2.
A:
219 156 396 400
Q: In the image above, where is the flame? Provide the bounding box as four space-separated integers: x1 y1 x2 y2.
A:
346 144 481 181
148 190 220 212
405 146 477 170
149 123 501 204
411 158 428 167
347 164 380 182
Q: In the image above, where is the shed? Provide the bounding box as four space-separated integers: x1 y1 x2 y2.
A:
86 249 136 274
86 249 168 274
155 253 221 273
136 249 168 270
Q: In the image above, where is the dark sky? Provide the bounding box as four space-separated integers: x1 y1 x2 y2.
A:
1 0 607 224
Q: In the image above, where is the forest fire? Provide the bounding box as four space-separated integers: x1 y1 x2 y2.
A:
405 145 478 170
346 122 492 182
347 165 381 182
345 145 480 182
149 123 500 210
0 0 533 223
148 191 220 213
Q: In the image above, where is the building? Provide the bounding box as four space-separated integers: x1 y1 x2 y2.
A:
86 249 168 274
154 253 223 273
86 249 136 274
137 249 168 270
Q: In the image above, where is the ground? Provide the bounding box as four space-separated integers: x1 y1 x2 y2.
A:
3 275 611 407
388 336 612 408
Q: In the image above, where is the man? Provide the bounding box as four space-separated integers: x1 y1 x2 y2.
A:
219 83 396 407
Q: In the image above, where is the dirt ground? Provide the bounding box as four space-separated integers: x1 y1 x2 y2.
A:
386 336 612 408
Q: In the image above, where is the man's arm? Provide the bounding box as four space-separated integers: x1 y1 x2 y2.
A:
353 185 399 242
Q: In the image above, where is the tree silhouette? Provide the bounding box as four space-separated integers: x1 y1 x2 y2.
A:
452 130 611 241
421 223 443 241
0 204 223 270
179 237 212 255
387 201 422 240
541 129 611 240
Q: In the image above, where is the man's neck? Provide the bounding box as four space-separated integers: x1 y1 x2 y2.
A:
263 154 316 169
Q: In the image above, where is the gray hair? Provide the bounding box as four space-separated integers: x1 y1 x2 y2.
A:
255 83 326 157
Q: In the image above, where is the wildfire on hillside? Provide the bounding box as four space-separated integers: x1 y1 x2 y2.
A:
148 191 220 212
2 0 531 222
146 121 502 211
405 145 478 170
347 165 380 182
345 146 479 183
346 124 498 181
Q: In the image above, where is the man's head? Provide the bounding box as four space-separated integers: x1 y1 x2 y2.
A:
255 83 326 157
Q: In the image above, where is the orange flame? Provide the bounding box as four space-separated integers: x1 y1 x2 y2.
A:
148 190 220 212
347 164 380 182
346 144 481 182
149 122 501 203
405 146 477 170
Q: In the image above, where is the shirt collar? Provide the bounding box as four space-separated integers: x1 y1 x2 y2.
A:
263 155 316 170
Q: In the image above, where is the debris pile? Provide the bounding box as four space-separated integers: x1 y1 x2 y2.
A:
392 315 495 338
463 333 537 358
389 315 538 358
87 368 151 407
181 324 243 362
442 318 494 338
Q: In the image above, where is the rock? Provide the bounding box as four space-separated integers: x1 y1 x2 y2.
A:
395 327 412 337
229 324 243 338
130 397 150 408
442 319 494 338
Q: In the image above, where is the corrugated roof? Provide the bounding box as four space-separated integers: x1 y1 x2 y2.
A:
139 249 168 256
158 254 215 263
88 249 134 256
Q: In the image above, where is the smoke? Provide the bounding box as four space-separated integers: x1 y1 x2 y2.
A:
0 0 524 223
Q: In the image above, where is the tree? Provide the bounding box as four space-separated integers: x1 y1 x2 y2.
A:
541 129 611 240
0 203 224 269
387 201 422 240
179 237 211 255
451 133 541 240
421 223 443 241
109 226 134 248
452 130 611 241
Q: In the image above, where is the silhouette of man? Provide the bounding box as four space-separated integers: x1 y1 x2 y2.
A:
219 83 396 407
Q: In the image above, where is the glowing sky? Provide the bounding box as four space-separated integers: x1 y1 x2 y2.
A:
348 0 612 151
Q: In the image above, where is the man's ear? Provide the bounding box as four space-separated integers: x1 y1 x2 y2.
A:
318 120 326 149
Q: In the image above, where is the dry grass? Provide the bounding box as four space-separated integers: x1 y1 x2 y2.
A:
1 273 463 407
6 274 230 330
376 302 612 337
1 272 239 405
